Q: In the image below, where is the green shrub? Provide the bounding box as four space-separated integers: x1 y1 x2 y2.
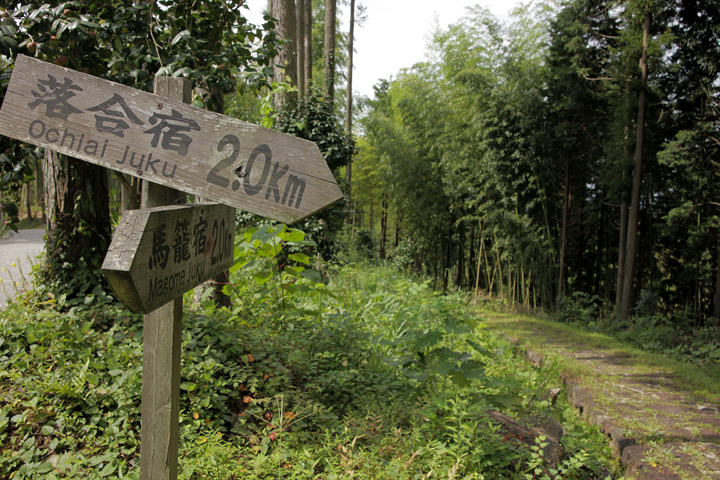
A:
0 224 619 479
389 238 415 272
556 292 601 326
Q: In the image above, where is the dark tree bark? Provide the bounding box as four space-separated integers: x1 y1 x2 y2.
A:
395 206 402 247
558 157 570 300
323 0 336 107
714 247 720 320
42 151 111 297
379 196 388 259
615 126 631 319
468 222 475 284
303 0 313 93
24 182 33 221
269 0 298 107
296 0 306 98
595 191 606 297
35 160 46 222
456 223 465 288
344 0 355 195
368 183 374 233
620 11 650 323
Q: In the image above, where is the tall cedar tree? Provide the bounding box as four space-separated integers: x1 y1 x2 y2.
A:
323 0 336 106
268 0 297 106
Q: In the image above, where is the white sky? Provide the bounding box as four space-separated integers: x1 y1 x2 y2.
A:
242 0 520 99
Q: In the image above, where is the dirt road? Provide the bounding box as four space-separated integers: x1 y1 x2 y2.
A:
482 310 720 480
0 229 44 309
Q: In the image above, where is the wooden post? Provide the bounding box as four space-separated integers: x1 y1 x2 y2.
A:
140 77 191 480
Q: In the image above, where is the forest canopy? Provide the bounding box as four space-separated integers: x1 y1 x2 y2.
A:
351 0 720 326
0 0 718 328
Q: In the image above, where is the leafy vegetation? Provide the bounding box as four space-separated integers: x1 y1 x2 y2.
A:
351 0 720 336
1 0 719 477
555 290 720 374
0 0 281 301
484 308 720 404
1 225 619 479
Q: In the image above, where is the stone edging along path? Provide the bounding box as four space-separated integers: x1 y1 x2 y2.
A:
481 311 720 480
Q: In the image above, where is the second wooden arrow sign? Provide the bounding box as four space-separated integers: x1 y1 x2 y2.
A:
101 203 235 314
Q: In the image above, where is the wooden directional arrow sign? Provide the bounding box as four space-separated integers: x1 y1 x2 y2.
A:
0 55 342 223
101 203 235 314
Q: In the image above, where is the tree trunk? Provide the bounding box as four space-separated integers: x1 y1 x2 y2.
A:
558 157 570 301
714 246 720 320
35 159 46 222
595 189 605 297
475 224 484 297
395 206 401 246
469 222 475 285
494 232 503 297
368 183 374 235
620 12 650 323
323 0 336 107
351 199 356 239
24 182 33 221
42 151 111 298
345 0 355 131
344 0 355 197
269 0 298 107
443 234 451 292
379 196 388 259
303 0 313 94
456 223 465 288
615 126 631 319
296 0 306 99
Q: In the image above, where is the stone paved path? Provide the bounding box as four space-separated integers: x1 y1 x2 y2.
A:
482 311 720 480
0 229 44 309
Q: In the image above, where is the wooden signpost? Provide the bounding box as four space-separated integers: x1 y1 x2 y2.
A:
0 54 343 223
101 203 235 314
0 57 343 480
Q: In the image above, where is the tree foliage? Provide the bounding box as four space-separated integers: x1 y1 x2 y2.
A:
0 0 279 179
352 0 720 324
274 92 356 258
0 0 281 301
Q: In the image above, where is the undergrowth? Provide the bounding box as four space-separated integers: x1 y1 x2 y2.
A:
0 224 619 479
555 291 720 374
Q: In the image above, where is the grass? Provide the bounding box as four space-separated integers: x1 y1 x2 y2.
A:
0 225 623 480
478 308 720 404
478 306 720 479
0 214 44 240
14 217 44 230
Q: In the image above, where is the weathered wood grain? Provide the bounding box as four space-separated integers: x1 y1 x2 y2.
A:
138 77 187 480
101 203 235 314
0 55 343 223
140 296 182 480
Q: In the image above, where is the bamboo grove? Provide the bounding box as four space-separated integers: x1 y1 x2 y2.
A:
349 0 720 325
